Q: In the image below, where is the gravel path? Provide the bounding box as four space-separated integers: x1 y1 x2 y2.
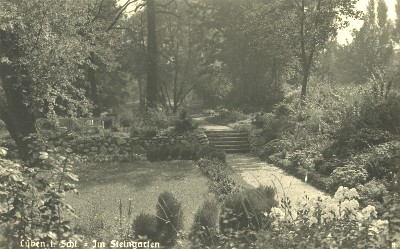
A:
227 154 327 203
191 113 233 131
190 112 327 203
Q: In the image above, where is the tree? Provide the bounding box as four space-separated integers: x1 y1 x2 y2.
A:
155 0 203 112
0 1 100 159
292 0 359 103
189 0 295 109
334 0 394 85
397 0 400 39
146 0 159 108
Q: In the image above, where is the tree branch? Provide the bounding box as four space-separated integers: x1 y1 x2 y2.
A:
106 0 141 32
90 0 105 23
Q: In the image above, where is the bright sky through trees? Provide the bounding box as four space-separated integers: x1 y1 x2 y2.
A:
338 0 397 44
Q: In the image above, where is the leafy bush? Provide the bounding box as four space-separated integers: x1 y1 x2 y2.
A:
131 126 158 138
220 185 277 233
206 108 248 125
156 191 184 248
189 200 219 248
146 146 160 162
158 145 170 161
357 180 388 214
180 144 199 160
329 163 368 190
37 117 59 130
172 109 198 134
143 108 174 129
197 159 238 200
0 137 81 247
363 141 400 181
198 144 226 163
314 158 342 176
169 145 182 160
258 139 292 161
132 213 158 241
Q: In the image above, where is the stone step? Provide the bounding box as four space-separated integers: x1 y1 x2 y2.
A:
207 136 249 141
210 140 250 145
205 129 250 153
205 130 247 134
214 144 250 149
222 148 250 153
205 133 248 138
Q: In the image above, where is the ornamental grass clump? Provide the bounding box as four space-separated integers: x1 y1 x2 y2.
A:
220 185 277 233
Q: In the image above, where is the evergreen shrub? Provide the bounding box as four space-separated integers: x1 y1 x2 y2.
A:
156 191 184 248
132 213 158 241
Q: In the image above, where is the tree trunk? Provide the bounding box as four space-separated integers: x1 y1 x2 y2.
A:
300 67 309 104
0 30 37 160
146 0 158 109
88 52 101 117
138 78 146 114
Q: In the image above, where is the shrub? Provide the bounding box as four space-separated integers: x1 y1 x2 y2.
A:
37 117 59 130
357 180 388 214
146 146 160 162
199 144 226 163
189 200 219 248
180 144 198 160
197 159 238 200
172 109 198 134
363 141 400 181
307 171 332 192
0 138 81 248
206 108 248 125
314 158 342 176
258 139 292 161
220 185 277 233
156 191 184 248
169 145 182 160
132 213 159 241
158 145 170 161
139 127 158 138
251 112 272 128
143 108 174 129
329 163 368 190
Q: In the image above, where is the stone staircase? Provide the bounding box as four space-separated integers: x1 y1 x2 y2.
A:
204 130 250 153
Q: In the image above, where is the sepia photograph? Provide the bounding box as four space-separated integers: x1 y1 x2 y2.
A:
0 0 399 248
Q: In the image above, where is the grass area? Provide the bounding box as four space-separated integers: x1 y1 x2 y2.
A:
65 159 210 238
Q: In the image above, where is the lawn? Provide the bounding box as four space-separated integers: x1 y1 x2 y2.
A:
65 159 210 239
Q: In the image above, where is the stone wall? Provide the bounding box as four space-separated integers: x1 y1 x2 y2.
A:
46 131 209 156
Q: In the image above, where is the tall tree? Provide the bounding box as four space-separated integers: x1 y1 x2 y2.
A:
146 0 159 108
0 1 97 159
335 0 394 84
294 0 359 103
189 0 295 109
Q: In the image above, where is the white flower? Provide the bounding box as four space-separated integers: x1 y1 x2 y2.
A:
270 207 285 221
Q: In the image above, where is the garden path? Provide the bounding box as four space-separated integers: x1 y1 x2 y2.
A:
191 113 233 131
227 154 327 204
190 112 327 203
